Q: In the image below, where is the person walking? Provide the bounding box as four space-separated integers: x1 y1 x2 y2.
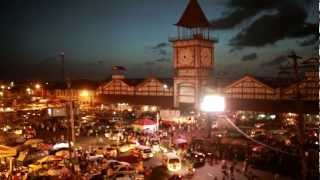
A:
242 158 248 174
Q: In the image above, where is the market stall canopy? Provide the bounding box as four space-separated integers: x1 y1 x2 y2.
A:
133 118 156 125
0 145 17 158
52 143 69 151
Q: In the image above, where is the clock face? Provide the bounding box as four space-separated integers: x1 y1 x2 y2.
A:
200 48 211 66
178 48 194 66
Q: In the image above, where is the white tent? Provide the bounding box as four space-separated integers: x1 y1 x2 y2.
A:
132 119 157 133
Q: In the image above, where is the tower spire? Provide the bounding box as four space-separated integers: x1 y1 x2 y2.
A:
175 0 211 28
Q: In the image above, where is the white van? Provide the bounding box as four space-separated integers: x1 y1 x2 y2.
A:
163 153 181 172
136 145 153 159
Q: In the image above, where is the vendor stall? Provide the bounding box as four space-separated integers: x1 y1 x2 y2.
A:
132 118 157 133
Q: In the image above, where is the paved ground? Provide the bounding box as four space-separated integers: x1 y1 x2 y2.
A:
69 131 296 180
144 154 293 180
192 161 293 180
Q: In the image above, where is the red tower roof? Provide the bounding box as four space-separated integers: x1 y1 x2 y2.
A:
175 0 211 28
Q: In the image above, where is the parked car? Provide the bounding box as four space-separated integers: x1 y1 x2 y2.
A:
106 160 130 169
112 165 136 175
118 142 139 153
185 150 206 168
105 147 118 157
135 145 153 159
28 155 62 172
163 153 182 172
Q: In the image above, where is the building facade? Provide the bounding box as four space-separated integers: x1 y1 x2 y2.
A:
47 0 318 113
171 0 215 110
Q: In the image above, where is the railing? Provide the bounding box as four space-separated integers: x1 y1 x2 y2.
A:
169 34 218 42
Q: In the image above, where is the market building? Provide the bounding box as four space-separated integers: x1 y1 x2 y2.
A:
94 0 318 114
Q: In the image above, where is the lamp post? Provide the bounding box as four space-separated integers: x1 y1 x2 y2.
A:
34 83 43 97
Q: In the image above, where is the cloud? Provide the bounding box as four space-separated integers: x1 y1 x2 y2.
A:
211 0 279 29
241 53 258 61
150 42 170 56
158 49 167 56
211 0 317 48
151 42 169 50
145 42 171 64
155 57 170 63
96 60 105 65
261 55 289 66
144 61 155 66
298 36 319 47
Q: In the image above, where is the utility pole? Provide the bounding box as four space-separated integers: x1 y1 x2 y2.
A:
280 51 318 180
60 52 65 82
66 78 75 173
288 52 306 180
62 51 75 174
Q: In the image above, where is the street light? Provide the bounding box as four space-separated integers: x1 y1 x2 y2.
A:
35 84 41 89
26 88 32 95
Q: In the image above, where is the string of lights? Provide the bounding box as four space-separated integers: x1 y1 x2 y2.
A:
224 115 298 156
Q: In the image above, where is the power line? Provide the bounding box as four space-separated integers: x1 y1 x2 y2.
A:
223 115 297 156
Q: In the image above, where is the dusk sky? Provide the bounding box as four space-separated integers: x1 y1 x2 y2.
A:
0 0 318 81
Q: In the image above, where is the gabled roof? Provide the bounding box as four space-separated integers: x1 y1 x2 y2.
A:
136 77 162 87
175 0 211 28
224 75 276 92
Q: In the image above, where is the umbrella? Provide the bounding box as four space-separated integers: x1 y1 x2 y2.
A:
48 166 70 176
24 139 43 146
55 150 70 158
174 138 187 144
38 143 52 151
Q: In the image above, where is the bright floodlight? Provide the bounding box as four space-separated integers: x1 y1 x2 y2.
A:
200 95 225 112
80 90 89 97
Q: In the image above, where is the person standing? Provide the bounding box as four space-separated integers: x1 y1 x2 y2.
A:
230 161 235 177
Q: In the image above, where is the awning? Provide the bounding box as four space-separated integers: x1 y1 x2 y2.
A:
0 145 17 158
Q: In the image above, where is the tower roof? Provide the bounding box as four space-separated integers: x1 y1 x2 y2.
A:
175 0 211 28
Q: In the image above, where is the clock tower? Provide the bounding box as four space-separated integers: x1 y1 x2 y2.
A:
170 0 215 110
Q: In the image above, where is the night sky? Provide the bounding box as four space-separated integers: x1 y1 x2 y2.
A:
0 0 318 81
